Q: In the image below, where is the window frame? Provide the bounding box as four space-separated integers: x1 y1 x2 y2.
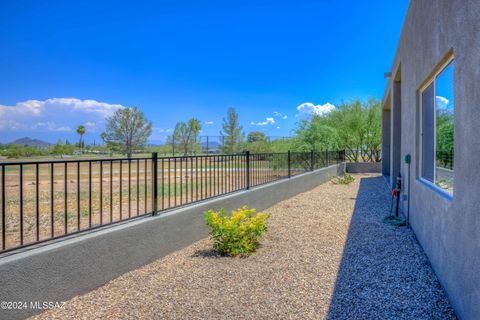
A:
418 55 454 198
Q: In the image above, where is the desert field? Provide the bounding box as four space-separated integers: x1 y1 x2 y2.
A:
0 154 304 251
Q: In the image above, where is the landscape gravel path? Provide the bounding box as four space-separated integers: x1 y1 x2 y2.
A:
30 174 456 320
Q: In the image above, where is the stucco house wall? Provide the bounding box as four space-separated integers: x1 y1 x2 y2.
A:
382 1 480 319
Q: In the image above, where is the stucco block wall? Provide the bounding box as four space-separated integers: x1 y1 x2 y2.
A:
345 162 381 173
0 163 344 320
382 1 480 319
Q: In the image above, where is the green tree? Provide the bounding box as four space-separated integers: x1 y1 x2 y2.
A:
188 118 202 154
5 145 25 158
327 101 365 161
100 132 108 146
76 125 86 154
104 107 153 158
5 145 46 159
53 139 65 155
363 99 382 161
294 116 339 151
243 131 271 153
221 107 243 153
270 138 297 153
436 111 454 168
247 131 267 143
169 118 202 155
294 98 382 162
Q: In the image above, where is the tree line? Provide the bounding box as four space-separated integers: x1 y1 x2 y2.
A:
166 107 244 155
2 99 384 162
293 98 382 162
163 99 382 163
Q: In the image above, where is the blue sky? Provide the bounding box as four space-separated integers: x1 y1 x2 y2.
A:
435 62 454 113
0 0 409 144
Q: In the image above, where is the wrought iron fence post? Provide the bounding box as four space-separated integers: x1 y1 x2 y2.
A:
1 165 5 251
246 151 250 190
287 150 291 178
310 150 314 171
152 152 158 215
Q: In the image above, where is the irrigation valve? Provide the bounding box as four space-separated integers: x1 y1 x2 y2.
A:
395 174 402 216
383 173 407 226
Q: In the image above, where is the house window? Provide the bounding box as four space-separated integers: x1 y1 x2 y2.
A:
419 59 454 194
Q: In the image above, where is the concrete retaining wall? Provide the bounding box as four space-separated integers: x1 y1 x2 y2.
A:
0 163 344 320
436 167 453 183
345 162 381 173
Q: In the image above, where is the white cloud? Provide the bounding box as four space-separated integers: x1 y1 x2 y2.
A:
0 120 28 131
205 121 214 125
250 117 275 126
273 111 288 120
436 96 451 110
48 98 124 118
31 121 73 132
150 127 173 140
276 126 280 129
297 102 336 116
0 98 126 133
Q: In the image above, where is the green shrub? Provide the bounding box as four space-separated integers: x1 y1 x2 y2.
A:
332 173 354 185
204 206 270 256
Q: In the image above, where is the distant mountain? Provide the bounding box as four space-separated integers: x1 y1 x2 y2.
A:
201 141 221 149
147 139 165 146
8 137 52 148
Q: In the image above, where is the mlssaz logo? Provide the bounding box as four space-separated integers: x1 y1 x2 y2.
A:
30 301 66 310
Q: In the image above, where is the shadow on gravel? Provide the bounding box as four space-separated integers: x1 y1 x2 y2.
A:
190 249 223 259
326 176 457 320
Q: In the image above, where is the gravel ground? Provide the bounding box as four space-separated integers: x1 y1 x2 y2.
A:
30 174 456 320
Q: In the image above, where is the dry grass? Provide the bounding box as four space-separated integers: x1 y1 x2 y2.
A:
30 174 455 320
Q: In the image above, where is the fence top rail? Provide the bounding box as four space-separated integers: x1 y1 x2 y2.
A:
0 156 153 166
157 153 248 160
156 152 297 159
0 150 345 166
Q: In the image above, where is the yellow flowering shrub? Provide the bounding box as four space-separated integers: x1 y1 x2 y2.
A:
331 173 354 185
204 206 270 256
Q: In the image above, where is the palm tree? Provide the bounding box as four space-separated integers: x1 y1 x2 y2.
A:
76 125 86 153
100 132 107 146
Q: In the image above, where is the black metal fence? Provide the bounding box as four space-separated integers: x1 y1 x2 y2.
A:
344 149 382 163
0 150 344 253
436 150 454 170
167 135 291 155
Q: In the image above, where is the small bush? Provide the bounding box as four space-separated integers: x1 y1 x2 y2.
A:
204 206 270 256
332 173 354 185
